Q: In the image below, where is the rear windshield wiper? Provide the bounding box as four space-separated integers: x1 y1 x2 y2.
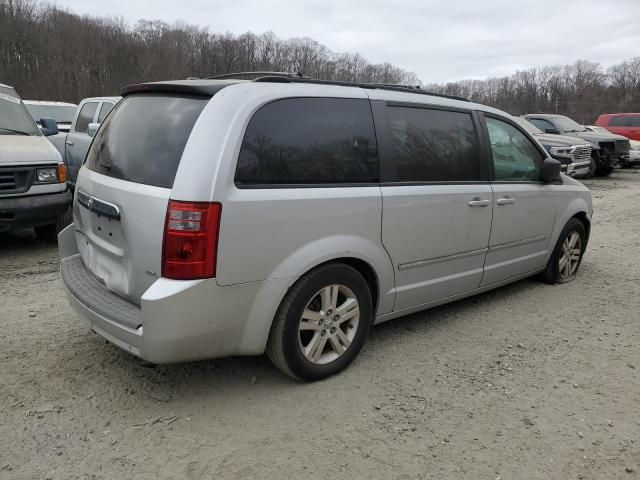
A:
0 127 32 135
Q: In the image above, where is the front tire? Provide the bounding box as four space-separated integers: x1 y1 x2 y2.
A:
542 218 587 284
266 263 373 381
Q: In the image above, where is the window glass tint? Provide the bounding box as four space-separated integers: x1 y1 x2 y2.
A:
528 118 556 132
631 117 640 127
486 117 544 181
97 102 114 123
75 102 98 133
386 107 480 182
235 98 378 185
609 116 632 127
86 94 209 188
0 86 39 135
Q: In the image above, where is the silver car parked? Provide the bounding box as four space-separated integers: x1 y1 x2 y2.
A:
59 75 592 381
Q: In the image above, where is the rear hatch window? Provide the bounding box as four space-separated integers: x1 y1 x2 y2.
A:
85 93 209 188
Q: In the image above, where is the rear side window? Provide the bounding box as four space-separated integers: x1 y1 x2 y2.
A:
75 102 98 133
86 94 209 188
386 106 481 182
632 117 640 127
609 116 632 127
235 98 379 185
97 102 114 123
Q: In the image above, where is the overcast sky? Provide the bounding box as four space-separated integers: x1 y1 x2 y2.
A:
53 0 640 83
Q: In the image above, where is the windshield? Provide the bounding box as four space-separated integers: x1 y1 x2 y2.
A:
554 116 586 133
0 86 40 135
512 116 543 135
25 104 76 123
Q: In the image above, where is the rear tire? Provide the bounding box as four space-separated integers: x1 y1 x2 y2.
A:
35 207 72 243
541 218 587 284
266 263 373 381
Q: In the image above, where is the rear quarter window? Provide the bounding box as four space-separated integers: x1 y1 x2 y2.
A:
235 97 379 186
75 102 98 133
85 94 209 188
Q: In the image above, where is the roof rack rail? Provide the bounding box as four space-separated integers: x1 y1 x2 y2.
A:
206 71 304 80
253 76 470 102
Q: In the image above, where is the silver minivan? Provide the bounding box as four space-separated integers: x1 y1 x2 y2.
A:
59 76 592 381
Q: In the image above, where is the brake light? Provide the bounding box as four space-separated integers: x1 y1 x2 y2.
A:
162 201 222 280
57 164 67 183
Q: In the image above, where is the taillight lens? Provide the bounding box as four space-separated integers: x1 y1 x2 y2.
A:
162 201 222 280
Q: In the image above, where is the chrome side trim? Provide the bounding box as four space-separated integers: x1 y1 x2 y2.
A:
489 234 547 252
398 248 488 271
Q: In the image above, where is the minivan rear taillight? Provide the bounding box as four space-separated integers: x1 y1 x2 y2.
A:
162 201 222 280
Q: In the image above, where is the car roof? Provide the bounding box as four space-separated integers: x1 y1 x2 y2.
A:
23 100 78 107
121 77 511 116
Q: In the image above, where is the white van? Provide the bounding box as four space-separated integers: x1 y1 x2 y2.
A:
0 83 71 241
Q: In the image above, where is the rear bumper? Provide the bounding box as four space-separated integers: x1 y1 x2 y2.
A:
0 191 71 232
58 225 288 364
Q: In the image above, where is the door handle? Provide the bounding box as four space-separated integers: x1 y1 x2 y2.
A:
496 196 515 205
468 198 491 207
65 140 74 146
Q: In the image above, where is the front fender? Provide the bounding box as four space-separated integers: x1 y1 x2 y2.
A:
547 194 592 263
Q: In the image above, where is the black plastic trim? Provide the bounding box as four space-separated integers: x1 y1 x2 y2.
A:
121 79 243 97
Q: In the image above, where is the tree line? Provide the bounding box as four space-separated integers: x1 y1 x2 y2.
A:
1 0 639 124
426 58 640 124
0 0 419 102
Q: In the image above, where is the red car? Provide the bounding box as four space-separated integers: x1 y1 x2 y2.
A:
595 113 640 140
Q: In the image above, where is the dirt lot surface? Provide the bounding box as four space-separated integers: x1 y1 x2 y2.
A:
1 171 639 480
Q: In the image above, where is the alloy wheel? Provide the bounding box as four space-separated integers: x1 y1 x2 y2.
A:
559 231 582 280
298 284 360 365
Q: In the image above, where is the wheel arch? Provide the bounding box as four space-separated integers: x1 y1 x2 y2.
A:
241 237 395 356
547 196 591 264
571 211 591 246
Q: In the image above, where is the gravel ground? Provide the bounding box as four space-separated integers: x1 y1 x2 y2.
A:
1 170 639 480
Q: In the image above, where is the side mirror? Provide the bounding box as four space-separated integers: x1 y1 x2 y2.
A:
40 118 59 136
541 157 562 183
87 122 100 138
545 128 560 135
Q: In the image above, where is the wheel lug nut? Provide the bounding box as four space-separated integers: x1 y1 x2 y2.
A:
334 315 339 321
330 327 336 334
321 330 326 336
327 309 332 315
